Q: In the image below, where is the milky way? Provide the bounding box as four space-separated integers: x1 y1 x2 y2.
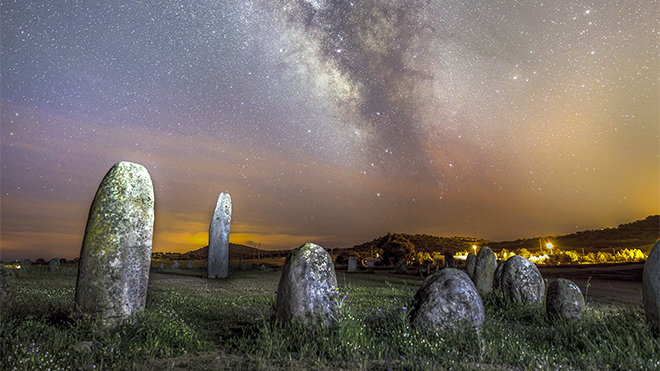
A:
1 0 658 260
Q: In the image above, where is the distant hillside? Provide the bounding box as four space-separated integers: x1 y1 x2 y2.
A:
343 215 659 259
152 243 288 261
489 215 659 254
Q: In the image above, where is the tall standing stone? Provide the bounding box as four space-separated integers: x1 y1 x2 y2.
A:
276 243 338 327
74 161 154 330
466 253 476 279
208 193 231 279
473 246 497 297
347 256 358 272
49 257 61 272
643 239 660 332
187 260 195 269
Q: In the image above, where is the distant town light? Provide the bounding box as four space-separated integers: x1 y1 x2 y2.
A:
546 242 553 255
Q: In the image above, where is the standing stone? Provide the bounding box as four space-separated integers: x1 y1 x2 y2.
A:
473 246 497 297
500 255 545 306
240 261 250 270
74 161 154 330
395 260 408 274
643 239 660 332
276 243 338 327
158 263 165 270
493 261 504 289
1 265 15 309
20 258 31 272
347 256 358 272
466 253 476 279
546 278 585 322
444 252 456 268
171 260 180 269
208 193 231 279
49 257 61 272
187 260 195 269
410 268 484 333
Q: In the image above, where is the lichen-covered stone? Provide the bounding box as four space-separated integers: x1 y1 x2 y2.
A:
276 243 338 327
410 268 484 333
347 256 358 272
444 252 456 268
1 265 16 309
74 161 154 330
208 193 231 279
473 246 497 297
643 239 660 332
20 258 31 271
49 257 61 272
187 260 194 269
500 255 545 305
546 278 585 322
466 253 476 279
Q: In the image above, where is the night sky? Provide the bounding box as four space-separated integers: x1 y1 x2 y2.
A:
2 0 658 262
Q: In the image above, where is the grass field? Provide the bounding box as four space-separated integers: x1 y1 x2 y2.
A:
1 265 659 370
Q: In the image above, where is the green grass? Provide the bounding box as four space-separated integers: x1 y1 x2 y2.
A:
1 268 658 370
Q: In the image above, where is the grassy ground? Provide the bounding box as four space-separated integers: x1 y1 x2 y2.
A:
1 266 658 370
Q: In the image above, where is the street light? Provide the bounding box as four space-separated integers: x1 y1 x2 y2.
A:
472 245 477 255
546 242 553 255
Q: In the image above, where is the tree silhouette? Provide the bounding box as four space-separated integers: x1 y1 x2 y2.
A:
378 233 416 266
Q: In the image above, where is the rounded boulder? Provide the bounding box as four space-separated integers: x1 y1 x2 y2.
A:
546 278 585 322
500 255 545 305
410 268 484 333
276 243 338 327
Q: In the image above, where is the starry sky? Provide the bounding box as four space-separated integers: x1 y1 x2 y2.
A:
1 0 658 261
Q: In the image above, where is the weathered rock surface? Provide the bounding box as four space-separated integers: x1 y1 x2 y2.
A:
410 268 484 333
276 243 338 327
500 255 545 305
1 265 15 309
466 253 476 279
546 278 585 322
347 256 358 272
643 239 660 332
208 193 231 279
20 258 31 271
473 246 497 297
49 257 61 272
75 161 154 330
444 252 456 268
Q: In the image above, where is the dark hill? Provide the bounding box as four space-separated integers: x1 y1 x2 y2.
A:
345 215 659 258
